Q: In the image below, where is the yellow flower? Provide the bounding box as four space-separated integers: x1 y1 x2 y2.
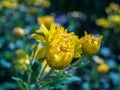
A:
108 15 120 25
97 63 110 74
34 0 51 8
106 3 120 14
31 24 80 69
37 15 54 29
96 18 109 28
80 32 102 55
2 1 12 8
13 27 26 38
2 1 18 9
14 50 30 71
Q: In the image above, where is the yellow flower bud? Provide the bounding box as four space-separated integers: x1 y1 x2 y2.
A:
13 27 26 38
37 15 54 29
96 18 109 28
97 63 110 74
80 32 102 55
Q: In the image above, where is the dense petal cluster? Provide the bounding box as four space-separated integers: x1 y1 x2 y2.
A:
32 24 80 69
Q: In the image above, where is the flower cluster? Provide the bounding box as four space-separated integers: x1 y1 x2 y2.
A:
31 23 102 69
96 3 120 33
0 0 51 9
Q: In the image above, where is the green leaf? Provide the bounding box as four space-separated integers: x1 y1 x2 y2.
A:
49 75 80 89
12 77 28 90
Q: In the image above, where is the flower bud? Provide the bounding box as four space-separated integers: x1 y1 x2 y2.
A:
80 32 102 55
97 63 110 74
37 15 54 29
13 27 26 38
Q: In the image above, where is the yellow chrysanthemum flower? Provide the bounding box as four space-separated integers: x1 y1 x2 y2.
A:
14 50 30 71
31 24 80 69
79 32 102 55
37 15 54 29
96 18 109 28
97 63 110 74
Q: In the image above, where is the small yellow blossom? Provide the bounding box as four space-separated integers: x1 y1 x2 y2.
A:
2 1 12 8
80 32 102 55
31 24 80 69
106 3 120 14
96 18 109 28
108 15 120 25
13 27 26 38
2 1 18 9
14 50 30 71
37 15 54 29
31 0 51 8
97 63 110 74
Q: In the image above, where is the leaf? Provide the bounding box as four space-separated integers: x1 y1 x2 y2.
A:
49 75 80 89
12 77 28 90
31 34 46 43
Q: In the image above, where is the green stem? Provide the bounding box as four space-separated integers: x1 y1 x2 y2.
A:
41 68 54 81
63 55 85 71
32 43 39 65
28 71 32 90
36 63 48 83
27 43 40 89
35 68 54 89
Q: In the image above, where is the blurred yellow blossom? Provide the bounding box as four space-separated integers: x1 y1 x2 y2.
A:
14 50 30 71
13 27 26 38
108 15 120 25
96 3 120 32
97 63 110 74
37 15 54 29
79 32 102 55
1 0 18 9
96 18 109 28
25 0 51 8
106 3 120 14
